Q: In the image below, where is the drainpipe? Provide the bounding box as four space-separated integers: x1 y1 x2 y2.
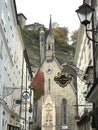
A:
25 66 28 130
20 55 24 117
91 0 96 128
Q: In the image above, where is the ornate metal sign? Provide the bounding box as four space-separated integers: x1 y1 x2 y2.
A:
54 71 72 87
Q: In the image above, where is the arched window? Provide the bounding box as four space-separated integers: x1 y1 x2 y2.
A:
45 103 53 122
34 102 38 123
61 99 67 124
48 45 51 50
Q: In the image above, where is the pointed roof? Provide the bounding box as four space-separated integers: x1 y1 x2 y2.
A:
42 94 55 107
49 15 52 35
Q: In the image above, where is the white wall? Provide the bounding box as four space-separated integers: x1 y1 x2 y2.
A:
0 0 33 129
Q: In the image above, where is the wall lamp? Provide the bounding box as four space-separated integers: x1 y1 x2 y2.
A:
76 3 98 43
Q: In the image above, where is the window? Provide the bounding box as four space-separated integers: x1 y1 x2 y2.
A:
45 103 53 123
29 116 31 121
10 25 12 30
48 79 50 92
1 10 6 26
0 40 3 58
48 45 51 50
34 102 38 123
1 10 6 33
61 99 67 124
8 12 10 21
5 0 8 8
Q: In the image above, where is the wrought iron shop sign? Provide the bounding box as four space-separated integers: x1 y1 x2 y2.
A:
54 71 72 87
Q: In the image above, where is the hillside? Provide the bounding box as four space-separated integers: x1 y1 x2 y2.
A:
22 26 76 72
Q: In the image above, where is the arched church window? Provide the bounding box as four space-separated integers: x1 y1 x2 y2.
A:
45 103 53 122
34 102 38 123
48 79 50 92
48 45 51 50
61 98 67 124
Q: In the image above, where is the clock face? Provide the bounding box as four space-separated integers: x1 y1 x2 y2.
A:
46 66 53 74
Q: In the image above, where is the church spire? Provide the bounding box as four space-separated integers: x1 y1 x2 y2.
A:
49 15 52 35
45 15 55 62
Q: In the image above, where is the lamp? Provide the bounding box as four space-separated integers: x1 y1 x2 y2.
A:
76 3 94 26
76 3 98 43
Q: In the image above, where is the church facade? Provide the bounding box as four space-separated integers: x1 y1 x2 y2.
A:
33 17 77 130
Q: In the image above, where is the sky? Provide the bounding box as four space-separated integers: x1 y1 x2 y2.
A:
16 0 83 32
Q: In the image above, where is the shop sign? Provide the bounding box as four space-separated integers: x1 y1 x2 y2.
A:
54 71 72 87
22 91 30 99
60 125 68 130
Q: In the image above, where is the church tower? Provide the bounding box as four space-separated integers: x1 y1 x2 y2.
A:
45 15 55 62
39 27 45 64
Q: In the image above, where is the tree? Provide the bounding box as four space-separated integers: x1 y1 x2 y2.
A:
52 27 69 44
70 29 79 46
21 25 77 70
31 70 44 102
22 28 39 46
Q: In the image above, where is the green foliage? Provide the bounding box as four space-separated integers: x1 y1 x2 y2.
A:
52 27 76 63
32 70 44 102
21 28 40 68
22 25 77 70
52 27 69 44
22 28 39 46
70 29 79 45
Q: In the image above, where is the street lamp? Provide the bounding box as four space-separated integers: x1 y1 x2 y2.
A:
76 3 98 43
76 3 94 26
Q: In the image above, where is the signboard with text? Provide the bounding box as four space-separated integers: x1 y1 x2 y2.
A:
60 125 68 130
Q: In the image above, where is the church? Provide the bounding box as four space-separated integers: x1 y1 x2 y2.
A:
32 16 77 130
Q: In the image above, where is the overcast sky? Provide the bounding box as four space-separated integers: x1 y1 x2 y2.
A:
16 0 83 32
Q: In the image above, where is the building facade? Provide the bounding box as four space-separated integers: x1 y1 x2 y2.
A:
74 23 93 130
25 22 45 31
74 0 98 130
32 17 77 130
85 0 98 130
0 0 33 130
